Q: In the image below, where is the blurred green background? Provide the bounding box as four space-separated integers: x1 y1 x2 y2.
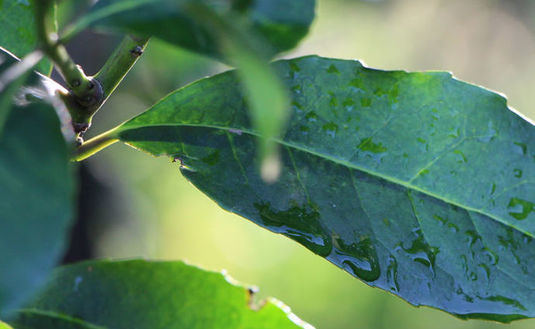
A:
67 0 535 328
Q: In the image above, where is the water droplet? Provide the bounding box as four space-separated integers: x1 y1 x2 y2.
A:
453 149 467 163
330 96 338 107
349 78 363 90
374 87 386 96
482 248 498 265
327 64 340 74
292 101 303 113
331 235 381 282
448 128 460 139
305 111 318 122
433 215 447 226
360 97 371 107
322 122 338 138
460 254 476 281
478 263 491 281
507 198 534 220
387 256 399 292
288 62 300 79
490 183 497 195
481 296 527 311
417 169 430 177
254 201 332 256
465 230 481 248
343 98 355 112
289 62 300 72
357 137 387 154
397 228 439 275
448 223 459 233
478 121 497 143
513 169 523 178
431 108 440 121
513 142 527 155
388 84 399 103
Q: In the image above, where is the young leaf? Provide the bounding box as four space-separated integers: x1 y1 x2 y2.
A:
0 0 54 74
11 260 312 329
0 55 76 318
111 56 534 321
66 0 315 59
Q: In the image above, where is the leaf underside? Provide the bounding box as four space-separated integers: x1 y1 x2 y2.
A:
0 50 75 318
77 0 315 60
115 56 535 321
79 0 314 172
11 260 310 329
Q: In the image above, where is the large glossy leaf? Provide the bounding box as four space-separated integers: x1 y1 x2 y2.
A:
11 260 312 329
0 51 75 318
0 0 53 74
68 0 315 59
110 56 535 321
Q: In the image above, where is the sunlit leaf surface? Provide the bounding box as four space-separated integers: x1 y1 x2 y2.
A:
12 260 311 329
113 55 535 321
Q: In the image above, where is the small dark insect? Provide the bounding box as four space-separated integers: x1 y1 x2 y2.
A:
130 46 144 57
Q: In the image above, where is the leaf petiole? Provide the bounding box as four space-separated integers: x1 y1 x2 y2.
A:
72 127 120 161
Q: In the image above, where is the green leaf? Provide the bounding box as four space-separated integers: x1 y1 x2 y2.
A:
112 56 535 321
0 0 53 74
186 3 290 181
0 52 75 318
0 321 12 329
68 0 315 59
228 43 289 181
11 260 311 329
72 1 311 173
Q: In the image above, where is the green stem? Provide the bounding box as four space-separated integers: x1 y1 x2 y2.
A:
72 127 120 161
94 35 150 107
34 0 93 97
34 0 103 134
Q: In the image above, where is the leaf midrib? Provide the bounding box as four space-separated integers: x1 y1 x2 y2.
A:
117 122 533 239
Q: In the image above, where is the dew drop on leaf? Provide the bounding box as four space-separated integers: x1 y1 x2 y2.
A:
507 198 534 220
